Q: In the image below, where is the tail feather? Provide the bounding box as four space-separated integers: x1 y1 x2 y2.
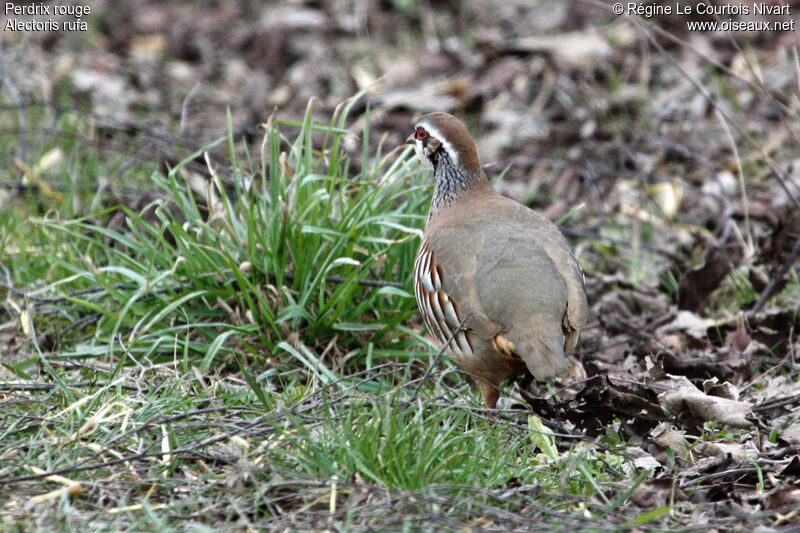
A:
564 328 580 353
514 334 570 380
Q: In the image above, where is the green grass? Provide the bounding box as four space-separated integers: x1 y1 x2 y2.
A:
4 98 434 385
0 96 747 531
0 368 640 530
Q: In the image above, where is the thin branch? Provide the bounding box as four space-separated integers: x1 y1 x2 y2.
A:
180 82 203 135
561 227 684 262
752 235 800 313
0 39 27 210
410 312 472 401
640 22 800 210
0 381 150 393
2 271 402 310
282 271 403 289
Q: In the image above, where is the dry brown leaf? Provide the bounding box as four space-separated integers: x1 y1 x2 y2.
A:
650 422 687 451
625 446 662 473
505 32 611 70
657 375 753 429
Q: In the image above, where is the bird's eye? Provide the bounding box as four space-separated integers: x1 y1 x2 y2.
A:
416 127 429 140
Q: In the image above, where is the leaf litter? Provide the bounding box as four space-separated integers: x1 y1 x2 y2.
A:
1 0 799 530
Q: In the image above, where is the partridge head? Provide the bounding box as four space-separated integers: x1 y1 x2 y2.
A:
407 112 588 408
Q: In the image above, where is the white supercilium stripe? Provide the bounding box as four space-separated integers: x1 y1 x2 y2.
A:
417 120 459 166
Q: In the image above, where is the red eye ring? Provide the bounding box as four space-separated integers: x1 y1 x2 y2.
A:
416 127 429 140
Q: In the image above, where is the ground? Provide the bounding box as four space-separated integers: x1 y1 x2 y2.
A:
1 1 799 531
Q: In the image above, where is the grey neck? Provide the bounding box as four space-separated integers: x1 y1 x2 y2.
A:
428 152 481 218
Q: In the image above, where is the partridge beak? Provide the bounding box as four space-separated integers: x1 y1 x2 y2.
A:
404 133 416 146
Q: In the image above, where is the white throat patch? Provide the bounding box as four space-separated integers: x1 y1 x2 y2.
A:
414 140 433 170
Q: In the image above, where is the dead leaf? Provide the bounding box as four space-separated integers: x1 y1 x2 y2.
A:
503 31 612 70
649 422 687 451
629 479 687 509
678 241 745 312
694 440 759 460
654 310 717 339
656 375 753 428
625 446 662 473
649 181 683 219
702 378 740 401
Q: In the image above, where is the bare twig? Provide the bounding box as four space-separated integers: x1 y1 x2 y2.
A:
0 100 226 155
0 40 27 209
410 312 472 401
714 106 754 257
601 3 800 211
283 271 403 289
180 82 203 135
2 271 402 311
752 392 800 412
0 381 150 393
561 227 683 262
752 235 800 313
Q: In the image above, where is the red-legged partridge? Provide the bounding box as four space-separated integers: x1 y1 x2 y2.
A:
406 112 588 408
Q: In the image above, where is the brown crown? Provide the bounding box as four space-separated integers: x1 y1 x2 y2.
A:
417 112 482 177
